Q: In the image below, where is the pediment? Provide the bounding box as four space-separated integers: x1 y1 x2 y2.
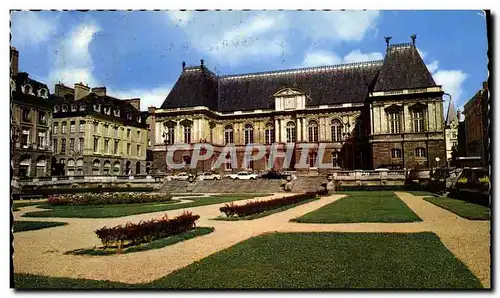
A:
273 88 305 97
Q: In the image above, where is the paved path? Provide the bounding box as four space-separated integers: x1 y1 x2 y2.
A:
12 192 490 288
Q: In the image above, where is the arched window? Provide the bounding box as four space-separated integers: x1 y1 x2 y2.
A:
39 88 48 98
413 110 425 132
164 122 175 145
308 120 318 143
79 104 86 111
103 160 111 175
71 104 77 112
331 119 342 142
183 125 191 143
244 124 254 144
67 158 75 176
92 159 100 175
286 121 296 143
19 155 31 177
67 158 75 167
76 158 84 167
264 124 274 145
224 125 234 144
36 156 47 177
113 161 121 174
113 109 120 117
391 149 402 159
54 105 60 113
309 152 317 168
415 147 426 157
125 161 131 175
146 162 151 174
62 105 68 112
24 84 32 95
332 152 341 168
136 161 141 175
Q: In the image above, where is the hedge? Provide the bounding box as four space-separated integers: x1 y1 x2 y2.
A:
219 192 318 218
95 211 199 253
47 192 172 206
14 187 155 199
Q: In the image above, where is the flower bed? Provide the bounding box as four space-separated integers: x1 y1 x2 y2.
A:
219 192 318 218
95 211 200 253
47 192 172 206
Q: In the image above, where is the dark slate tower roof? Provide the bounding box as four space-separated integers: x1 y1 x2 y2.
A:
445 96 458 126
373 43 437 92
218 61 382 112
160 62 218 111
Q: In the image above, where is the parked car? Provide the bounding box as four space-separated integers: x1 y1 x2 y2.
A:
281 171 297 180
171 172 193 181
229 171 258 180
197 172 221 181
261 170 283 180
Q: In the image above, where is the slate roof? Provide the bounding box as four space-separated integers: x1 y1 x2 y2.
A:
161 43 439 112
11 72 52 109
445 97 458 126
373 43 437 92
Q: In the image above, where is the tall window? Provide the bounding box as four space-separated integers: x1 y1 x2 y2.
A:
331 119 342 142
183 125 191 143
137 130 141 141
309 152 317 168
415 147 426 157
61 138 66 154
166 126 175 144
332 152 341 168
104 139 109 154
79 121 85 132
137 145 141 156
127 143 131 155
127 129 131 139
244 124 254 144
70 121 76 133
53 123 59 134
37 131 46 148
93 123 98 134
114 126 119 137
308 120 318 142
388 111 401 134
413 110 425 132
286 121 296 143
62 122 67 133
53 139 58 153
93 137 99 152
21 129 29 147
391 149 402 158
224 125 234 144
38 112 47 125
79 138 84 153
104 124 109 135
22 108 31 122
264 124 274 145
114 140 119 154
70 138 75 152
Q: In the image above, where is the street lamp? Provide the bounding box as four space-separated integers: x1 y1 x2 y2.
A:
435 157 440 168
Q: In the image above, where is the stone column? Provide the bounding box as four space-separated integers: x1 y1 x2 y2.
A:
302 119 307 142
275 119 280 142
176 122 182 144
297 118 302 142
281 119 287 143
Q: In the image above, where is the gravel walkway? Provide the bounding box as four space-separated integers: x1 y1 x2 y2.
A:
12 192 490 288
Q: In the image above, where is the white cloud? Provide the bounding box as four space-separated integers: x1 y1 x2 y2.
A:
166 10 380 65
343 49 383 63
108 85 172 111
10 11 57 45
48 22 101 89
426 60 439 74
297 49 383 68
433 70 468 104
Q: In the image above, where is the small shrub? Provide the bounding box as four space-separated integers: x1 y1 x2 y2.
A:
47 192 173 206
94 211 200 252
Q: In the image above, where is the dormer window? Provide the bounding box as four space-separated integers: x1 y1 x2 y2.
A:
71 104 78 112
137 116 142 123
113 109 120 117
104 106 111 115
127 113 132 120
39 88 48 98
23 84 33 95
79 104 86 111
54 105 60 113
62 105 68 112
93 104 101 112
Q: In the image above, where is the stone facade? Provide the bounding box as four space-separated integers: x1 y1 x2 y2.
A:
463 81 489 167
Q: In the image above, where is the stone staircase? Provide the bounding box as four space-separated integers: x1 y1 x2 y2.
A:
158 179 283 194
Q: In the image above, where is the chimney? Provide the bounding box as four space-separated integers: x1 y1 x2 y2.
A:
54 83 75 98
148 106 156 114
124 98 141 111
74 82 91 100
10 47 19 76
91 87 106 97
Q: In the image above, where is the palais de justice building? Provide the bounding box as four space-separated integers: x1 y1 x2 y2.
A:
149 38 446 175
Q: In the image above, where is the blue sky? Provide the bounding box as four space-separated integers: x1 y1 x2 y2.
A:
10 10 488 112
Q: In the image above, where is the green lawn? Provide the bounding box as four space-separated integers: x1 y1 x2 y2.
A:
12 200 47 211
213 198 320 221
13 274 133 289
407 191 436 196
13 221 67 233
22 194 267 218
292 191 421 223
15 232 481 289
424 197 490 220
